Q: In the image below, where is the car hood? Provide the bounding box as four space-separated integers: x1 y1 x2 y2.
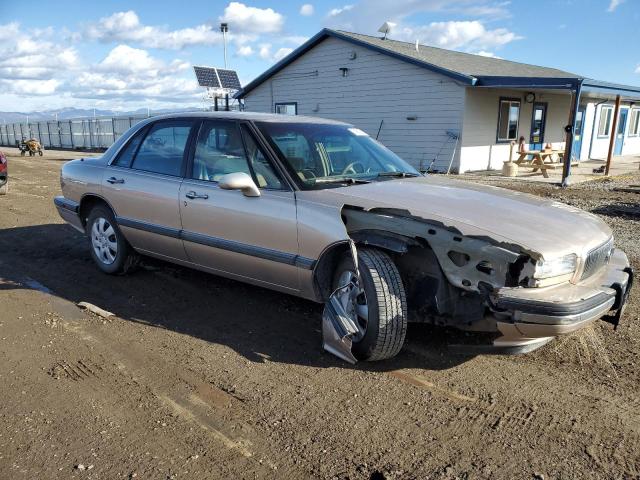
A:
303 176 611 259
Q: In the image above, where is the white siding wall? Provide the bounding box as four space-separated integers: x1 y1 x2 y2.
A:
584 102 640 159
460 88 572 171
243 37 467 172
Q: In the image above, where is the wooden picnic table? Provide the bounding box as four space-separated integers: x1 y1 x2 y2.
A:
515 149 566 178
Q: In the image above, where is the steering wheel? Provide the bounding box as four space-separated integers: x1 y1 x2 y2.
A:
342 161 366 175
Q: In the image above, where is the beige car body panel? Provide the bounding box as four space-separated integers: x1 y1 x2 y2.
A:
54 112 632 354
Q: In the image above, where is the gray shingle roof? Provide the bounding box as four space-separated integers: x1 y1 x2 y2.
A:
335 30 581 79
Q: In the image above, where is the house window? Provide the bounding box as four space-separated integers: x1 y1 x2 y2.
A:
629 109 640 137
598 106 613 137
497 98 520 142
274 102 297 115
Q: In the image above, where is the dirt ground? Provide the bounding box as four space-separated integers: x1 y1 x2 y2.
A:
0 147 638 480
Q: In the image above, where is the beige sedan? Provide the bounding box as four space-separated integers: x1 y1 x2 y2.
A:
54 112 633 363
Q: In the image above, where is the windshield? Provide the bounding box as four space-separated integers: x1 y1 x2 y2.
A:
255 122 420 189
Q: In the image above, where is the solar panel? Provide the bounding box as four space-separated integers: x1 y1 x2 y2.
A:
193 66 220 88
216 69 241 90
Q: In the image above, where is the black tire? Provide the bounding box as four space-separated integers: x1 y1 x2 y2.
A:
86 205 138 275
20 150 25 156
333 248 408 361
38 150 43 156
29 151 34 157
0 182 7 195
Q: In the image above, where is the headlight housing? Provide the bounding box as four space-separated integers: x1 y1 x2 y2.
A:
533 253 577 280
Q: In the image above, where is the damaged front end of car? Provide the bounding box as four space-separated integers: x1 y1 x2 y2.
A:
321 205 633 362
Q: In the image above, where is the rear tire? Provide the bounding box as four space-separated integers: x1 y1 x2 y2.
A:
86 205 138 275
0 182 7 195
333 248 408 361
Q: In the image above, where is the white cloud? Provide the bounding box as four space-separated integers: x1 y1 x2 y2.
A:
328 5 354 17
259 44 272 60
274 47 294 61
236 45 254 57
300 4 315 16
2 79 61 95
635 64 640 74
220 2 284 34
0 24 79 82
608 0 625 12
99 45 165 75
475 50 502 59
86 10 222 49
399 20 521 51
326 0 512 33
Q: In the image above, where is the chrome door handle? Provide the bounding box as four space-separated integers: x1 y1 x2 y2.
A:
106 177 125 184
185 191 209 199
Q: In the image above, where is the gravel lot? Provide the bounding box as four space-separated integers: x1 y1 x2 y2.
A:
0 148 638 479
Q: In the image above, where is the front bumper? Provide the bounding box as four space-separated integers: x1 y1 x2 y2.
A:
54 196 84 233
491 249 633 352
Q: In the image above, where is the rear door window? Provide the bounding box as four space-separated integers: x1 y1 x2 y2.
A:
131 121 194 176
112 126 147 168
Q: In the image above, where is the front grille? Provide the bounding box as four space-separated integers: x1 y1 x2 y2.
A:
581 237 613 280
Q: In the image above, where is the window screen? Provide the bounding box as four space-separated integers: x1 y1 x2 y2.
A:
598 107 613 137
275 103 297 115
497 99 520 141
629 109 640 136
132 122 193 176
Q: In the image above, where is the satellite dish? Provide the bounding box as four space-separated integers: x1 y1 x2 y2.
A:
377 22 396 39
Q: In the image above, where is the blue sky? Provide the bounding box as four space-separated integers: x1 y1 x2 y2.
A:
0 0 638 112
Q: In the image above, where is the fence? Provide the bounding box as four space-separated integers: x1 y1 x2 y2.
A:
0 115 154 150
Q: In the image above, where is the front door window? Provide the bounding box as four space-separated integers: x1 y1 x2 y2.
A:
530 102 547 149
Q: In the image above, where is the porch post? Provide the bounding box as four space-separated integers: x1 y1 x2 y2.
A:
605 94 621 176
561 80 582 186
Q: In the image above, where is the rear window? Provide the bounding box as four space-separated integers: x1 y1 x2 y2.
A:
131 121 194 176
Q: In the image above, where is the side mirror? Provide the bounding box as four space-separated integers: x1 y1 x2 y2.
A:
218 172 261 197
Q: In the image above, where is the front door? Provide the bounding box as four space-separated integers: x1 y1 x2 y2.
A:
102 119 196 261
530 102 547 150
614 108 628 156
179 120 300 291
573 107 585 161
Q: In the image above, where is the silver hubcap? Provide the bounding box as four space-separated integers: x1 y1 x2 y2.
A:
91 217 118 265
336 270 369 341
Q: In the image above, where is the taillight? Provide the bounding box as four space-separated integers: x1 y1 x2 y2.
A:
0 154 6 173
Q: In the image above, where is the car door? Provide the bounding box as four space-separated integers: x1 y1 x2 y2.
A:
102 119 196 261
179 120 300 291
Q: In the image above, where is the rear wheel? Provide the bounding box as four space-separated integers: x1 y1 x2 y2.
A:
0 182 6 195
86 206 138 275
332 248 408 361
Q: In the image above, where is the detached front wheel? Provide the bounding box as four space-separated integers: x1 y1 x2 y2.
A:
332 248 408 361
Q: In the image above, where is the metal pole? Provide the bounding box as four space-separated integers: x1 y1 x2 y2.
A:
220 23 229 69
562 81 582 186
605 95 621 176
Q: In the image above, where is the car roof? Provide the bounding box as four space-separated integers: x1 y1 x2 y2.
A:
145 111 352 126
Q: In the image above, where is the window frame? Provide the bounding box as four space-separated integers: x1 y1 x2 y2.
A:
496 97 521 143
185 119 293 192
628 108 640 137
597 105 614 138
274 102 298 116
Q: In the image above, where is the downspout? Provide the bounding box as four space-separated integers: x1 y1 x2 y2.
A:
588 98 608 160
562 79 583 187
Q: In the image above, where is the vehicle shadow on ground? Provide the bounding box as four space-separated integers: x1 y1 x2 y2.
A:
591 203 640 219
0 223 477 371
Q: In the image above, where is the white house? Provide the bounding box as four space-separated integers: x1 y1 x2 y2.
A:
236 29 640 179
